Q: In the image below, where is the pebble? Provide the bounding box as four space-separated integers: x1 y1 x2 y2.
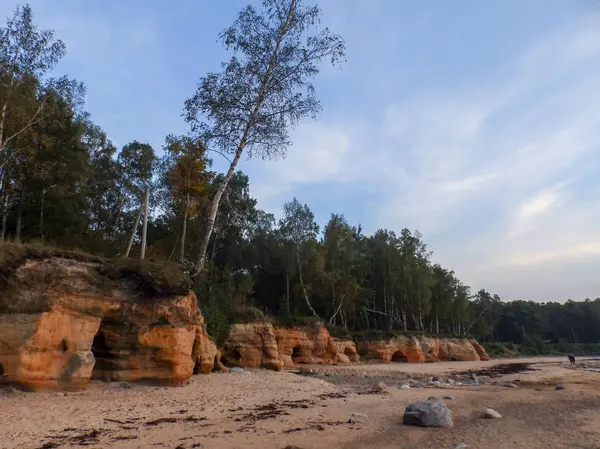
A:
443 395 456 400
400 384 411 390
555 385 566 391
502 382 518 389
483 408 502 419
349 412 369 424
455 444 469 449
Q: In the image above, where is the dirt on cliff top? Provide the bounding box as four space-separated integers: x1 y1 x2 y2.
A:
0 243 192 314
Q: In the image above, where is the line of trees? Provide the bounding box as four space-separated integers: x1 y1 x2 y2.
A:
1 2 599 345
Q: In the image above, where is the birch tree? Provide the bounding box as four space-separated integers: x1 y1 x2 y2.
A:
184 0 345 277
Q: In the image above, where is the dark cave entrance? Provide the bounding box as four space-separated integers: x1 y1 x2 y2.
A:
91 319 118 380
391 350 408 363
291 346 303 364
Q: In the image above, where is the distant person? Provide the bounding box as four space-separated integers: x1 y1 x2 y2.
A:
568 354 575 366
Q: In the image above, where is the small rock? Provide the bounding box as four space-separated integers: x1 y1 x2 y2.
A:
455 444 469 449
349 412 369 424
400 384 411 390
431 380 442 387
375 381 388 391
502 382 518 389
555 385 566 391
63 392 68 396
470 372 479 383
432 375 442 382
535 388 543 392
427 395 438 400
230 367 249 374
456 382 463 386
403 398 453 428
120 383 131 389
443 396 456 400
483 408 502 419
447 378 456 384
413 381 425 388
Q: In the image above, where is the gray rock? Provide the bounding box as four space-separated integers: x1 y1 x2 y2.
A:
431 380 442 387
502 382 518 389
483 408 502 419
455 444 469 449
230 367 250 374
443 395 456 400
555 384 566 391
400 384 411 390
403 398 453 428
456 382 464 386
432 375 442 382
470 372 479 382
447 378 456 384
413 381 425 388
349 412 369 424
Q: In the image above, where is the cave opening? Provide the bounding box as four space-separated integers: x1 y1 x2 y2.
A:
391 350 408 363
222 347 242 368
91 319 118 380
291 346 303 364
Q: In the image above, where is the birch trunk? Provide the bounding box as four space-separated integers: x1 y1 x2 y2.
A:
295 246 320 319
179 192 190 262
125 202 143 257
140 187 150 259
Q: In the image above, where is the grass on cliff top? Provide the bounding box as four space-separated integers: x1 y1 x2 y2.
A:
0 243 191 310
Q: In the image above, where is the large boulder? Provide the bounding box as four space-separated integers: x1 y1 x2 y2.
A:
403 398 453 427
0 245 221 390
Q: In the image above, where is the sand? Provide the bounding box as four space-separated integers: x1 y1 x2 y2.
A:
2 356 600 449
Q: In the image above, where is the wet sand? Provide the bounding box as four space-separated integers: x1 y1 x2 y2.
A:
2 356 600 449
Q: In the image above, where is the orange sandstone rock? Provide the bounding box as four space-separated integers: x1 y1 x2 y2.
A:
0 251 221 390
222 323 284 371
356 335 489 363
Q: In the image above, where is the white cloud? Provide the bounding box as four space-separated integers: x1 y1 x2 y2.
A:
250 13 600 301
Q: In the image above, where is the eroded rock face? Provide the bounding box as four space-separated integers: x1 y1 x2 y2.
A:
356 336 489 363
222 323 284 371
221 321 360 370
0 251 221 390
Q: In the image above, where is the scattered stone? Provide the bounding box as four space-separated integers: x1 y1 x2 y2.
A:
455 444 469 449
555 385 566 391
375 381 388 391
283 446 305 449
230 367 250 374
427 396 438 400
400 384 411 390
413 381 425 388
443 396 456 400
447 378 456 384
349 412 369 424
502 382 518 389
535 388 543 392
470 372 479 382
63 392 68 396
483 408 502 419
456 382 463 386
431 380 442 387
120 383 131 389
432 375 442 382
403 398 453 428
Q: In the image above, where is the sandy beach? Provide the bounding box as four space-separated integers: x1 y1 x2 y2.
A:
2 356 600 449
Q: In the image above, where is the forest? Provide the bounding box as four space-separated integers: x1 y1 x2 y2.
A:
1 2 599 352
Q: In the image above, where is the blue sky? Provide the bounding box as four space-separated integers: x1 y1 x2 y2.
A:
2 0 600 302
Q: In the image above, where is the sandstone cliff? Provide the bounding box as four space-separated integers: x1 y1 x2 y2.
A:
0 245 222 390
221 321 359 369
355 334 489 363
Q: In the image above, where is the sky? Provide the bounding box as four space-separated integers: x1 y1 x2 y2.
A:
2 0 600 302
